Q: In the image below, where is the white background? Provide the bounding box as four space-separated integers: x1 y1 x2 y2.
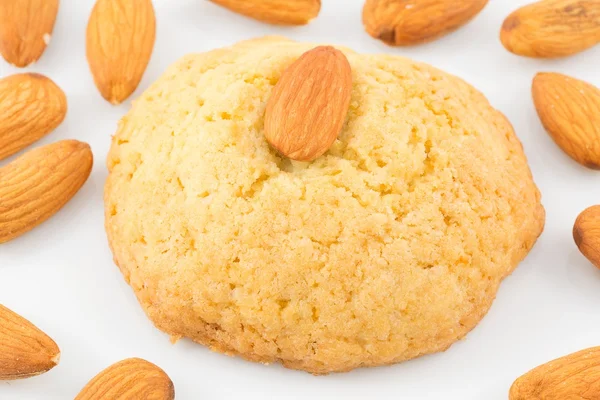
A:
1 0 600 399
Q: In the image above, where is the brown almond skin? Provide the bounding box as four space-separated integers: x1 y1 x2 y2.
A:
0 140 93 244
264 46 352 162
75 358 175 400
0 304 60 380
532 72 600 169
0 0 59 67
86 0 156 105
363 0 489 46
210 0 321 25
500 0 600 58
0 73 67 161
573 205 600 270
509 346 600 399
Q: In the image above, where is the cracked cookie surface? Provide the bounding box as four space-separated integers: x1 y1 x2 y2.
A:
104 36 545 374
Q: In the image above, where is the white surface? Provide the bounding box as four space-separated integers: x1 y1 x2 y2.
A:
1 0 600 399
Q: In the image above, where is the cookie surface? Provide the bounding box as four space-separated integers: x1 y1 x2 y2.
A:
105 37 544 374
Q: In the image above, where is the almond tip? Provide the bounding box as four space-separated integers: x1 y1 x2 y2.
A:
51 351 61 366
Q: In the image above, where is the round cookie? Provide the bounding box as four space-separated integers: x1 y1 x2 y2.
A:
105 36 544 374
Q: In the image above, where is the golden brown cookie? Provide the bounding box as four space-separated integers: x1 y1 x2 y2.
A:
105 37 544 374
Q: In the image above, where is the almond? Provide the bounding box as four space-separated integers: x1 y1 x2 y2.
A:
75 358 175 400
264 46 352 162
0 73 67 161
86 0 156 105
573 205 600 270
509 346 600 399
0 140 93 244
532 72 600 169
210 0 321 25
363 0 489 46
500 0 600 58
0 304 60 380
0 0 59 67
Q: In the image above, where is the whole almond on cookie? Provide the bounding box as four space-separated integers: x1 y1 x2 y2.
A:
264 46 352 162
573 205 600 270
86 0 156 104
0 140 93 244
363 0 489 46
0 73 67 161
501 0 600 58
509 346 600 399
75 358 174 400
0 0 59 67
210 0 321 25
0 304 60 380
532 72 600 169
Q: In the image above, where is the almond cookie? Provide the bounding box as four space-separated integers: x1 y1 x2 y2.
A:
105 37 544 374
